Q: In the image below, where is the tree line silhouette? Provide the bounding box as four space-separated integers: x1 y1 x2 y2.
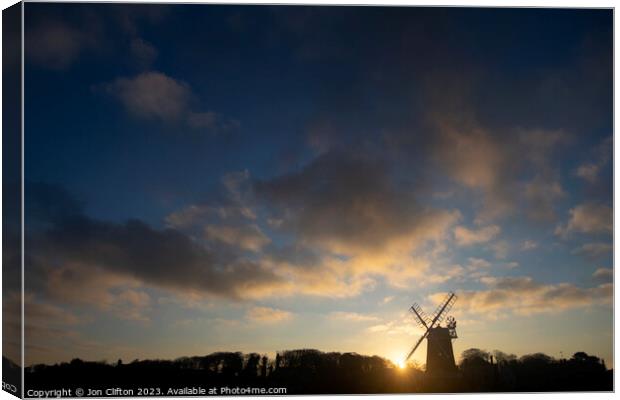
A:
17 348 612 394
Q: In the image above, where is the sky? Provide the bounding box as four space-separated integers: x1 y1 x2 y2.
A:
13 4 613 368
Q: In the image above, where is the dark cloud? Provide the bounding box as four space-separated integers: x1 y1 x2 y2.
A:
25 182 84 223
100 71 240 134
279 10 611 224
27 184 285 301
130 37 158 68
26 21 91 69
255 150 457 256
26 4 170 70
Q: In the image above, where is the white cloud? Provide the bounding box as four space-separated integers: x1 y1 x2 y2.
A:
105 72 190 120
555 203 612 237
434 122 514 221
490 240 509 259
436 276 612 318
576 163 600 183
454 225 500 246
367 319 421 336
328 312 380 322
592 268 613 282
572 242 613 259
467 257 491 270
46 264 152 322
522 240 538 250
246 306 293 323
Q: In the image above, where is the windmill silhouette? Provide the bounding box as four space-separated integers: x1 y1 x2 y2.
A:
405 292 458 375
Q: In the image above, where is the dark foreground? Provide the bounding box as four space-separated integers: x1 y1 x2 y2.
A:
14 349 613 396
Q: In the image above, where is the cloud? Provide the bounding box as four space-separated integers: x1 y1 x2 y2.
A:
442 276 612 317
256 150 458 255
115 4 170 36
26 21 91 69
26 180 286 304
205 223 271 252
517 130 569 222
26 6 169 71
260 254 377 298
31 211 287 301
148 145 472 298
130 37 158 68
576 163 600 183
461 258 504 280
167 176 267 252
466 257 491 270
518 129 570 168
23 293 82 329
572 242 613 259
434 120 515 221
256 151 437 254
328 312 380 322
254 150 461 289
104 72 191 121
101 71 238 132
592 268 612 282
431 109 571 223
575 136 612 184
522 240 538 250
490 240 509 260
454 225 500 246
555 203 612 237
45 263 152 322
523 177 565 221
14 293 119 365
246 306 292 323
29 182 382 303
187 111 241 132
165 203 256 231
366 316 423 337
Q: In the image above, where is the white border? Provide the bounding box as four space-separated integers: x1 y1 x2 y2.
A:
0 2 616 400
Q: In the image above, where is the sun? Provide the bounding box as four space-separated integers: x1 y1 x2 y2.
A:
397 359 406 369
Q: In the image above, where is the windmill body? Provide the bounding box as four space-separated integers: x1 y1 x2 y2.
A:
426 326 457 373
406 292 458 376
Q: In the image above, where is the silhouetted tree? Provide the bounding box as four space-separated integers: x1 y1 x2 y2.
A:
260 355 269 377
243 353 260 378
21 348 612 394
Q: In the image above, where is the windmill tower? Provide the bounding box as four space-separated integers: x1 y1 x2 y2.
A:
405 292 458 375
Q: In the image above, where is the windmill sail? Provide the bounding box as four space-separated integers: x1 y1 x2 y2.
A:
405 330 428 361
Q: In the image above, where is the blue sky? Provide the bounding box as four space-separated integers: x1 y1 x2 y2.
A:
17 4 612 368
